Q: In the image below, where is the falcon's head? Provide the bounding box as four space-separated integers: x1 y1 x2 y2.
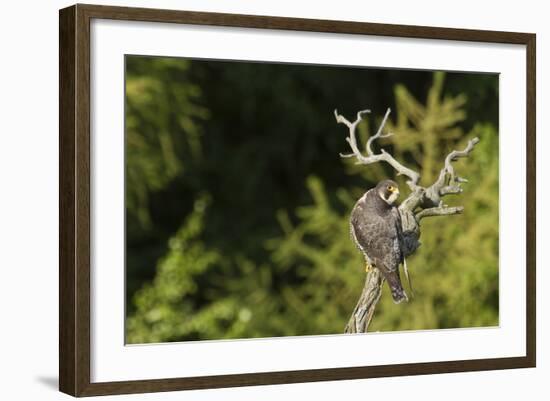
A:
376 179 400 205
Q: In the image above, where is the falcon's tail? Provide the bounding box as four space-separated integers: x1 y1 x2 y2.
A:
403 258 414 298
383 268 408 304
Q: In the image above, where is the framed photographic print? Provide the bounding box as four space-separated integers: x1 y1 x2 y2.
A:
59 3 536 397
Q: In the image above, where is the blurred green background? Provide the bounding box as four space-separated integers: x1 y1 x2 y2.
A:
124 56 499 344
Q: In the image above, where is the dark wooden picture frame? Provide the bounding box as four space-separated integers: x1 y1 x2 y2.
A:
59 3 536 397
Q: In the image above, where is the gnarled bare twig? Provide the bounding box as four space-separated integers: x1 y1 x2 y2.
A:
335 108 420 190
344 269 383 333
366 108 394 155
415 206 464 220
426 137 480 203
338 107 480 335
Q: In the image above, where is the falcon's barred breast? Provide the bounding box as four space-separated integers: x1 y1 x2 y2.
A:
350 179 408 303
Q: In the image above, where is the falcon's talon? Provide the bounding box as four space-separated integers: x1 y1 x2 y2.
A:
365 262 373 273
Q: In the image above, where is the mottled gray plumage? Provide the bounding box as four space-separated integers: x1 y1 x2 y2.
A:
350 179 408 303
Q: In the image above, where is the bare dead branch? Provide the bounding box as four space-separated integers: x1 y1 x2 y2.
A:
440 185 463 196
443 137 480 182
415 206 464 220
335 108 420 190
428 137 480 198
344 269 383 333
338 105 481 334
366 108 394 155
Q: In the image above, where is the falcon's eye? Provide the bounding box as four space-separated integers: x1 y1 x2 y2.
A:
387 185 394 191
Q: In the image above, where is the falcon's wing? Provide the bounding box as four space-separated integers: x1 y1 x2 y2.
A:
392 206 413 296
350 196 407 303
391 206 404 263
351 201 400 271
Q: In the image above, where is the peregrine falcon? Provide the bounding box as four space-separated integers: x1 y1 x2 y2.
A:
350 179 408 304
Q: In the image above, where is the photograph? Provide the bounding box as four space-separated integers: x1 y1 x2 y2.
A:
54 2 537 397
124 55 499 344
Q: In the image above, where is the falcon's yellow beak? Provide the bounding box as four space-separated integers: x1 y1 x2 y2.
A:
388 185 399 195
